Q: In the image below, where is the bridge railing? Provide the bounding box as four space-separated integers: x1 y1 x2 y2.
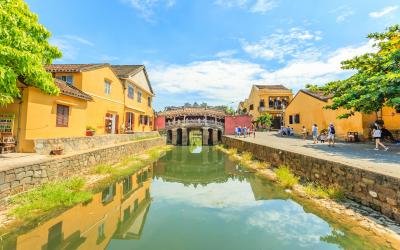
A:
166 120 224 128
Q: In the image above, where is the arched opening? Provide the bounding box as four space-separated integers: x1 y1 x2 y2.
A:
177 128 183 145
208 128 213 146
167 130 172 144
217 130 222 142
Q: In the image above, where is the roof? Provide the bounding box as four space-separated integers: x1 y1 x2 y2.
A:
111 65 144 78
55 79 93 101
112 65 154 95
46 64 109 73
300 89 332 102
255 84 290 91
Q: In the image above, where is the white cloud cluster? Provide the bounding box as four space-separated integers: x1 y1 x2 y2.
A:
150 40 375 105
122 0 176 22
50 35 94 60
242 27 322 62
215 0 277 13
330 5 354 23
369 6 398 18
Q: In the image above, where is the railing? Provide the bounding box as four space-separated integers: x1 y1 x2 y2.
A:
166 120 224 128
258 106 284 112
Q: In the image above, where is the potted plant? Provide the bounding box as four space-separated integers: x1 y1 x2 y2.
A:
50 145 64 155
86 126 96 136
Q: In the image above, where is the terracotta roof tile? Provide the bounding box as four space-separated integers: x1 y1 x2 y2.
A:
111 65 144 78
46 64 109 73
255 84 290 91
55 79 93 101
300 89 332 102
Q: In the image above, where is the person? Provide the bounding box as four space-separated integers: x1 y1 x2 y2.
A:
328 123 335 147
238 126 242 137
320 130 327 143
301 126 307 140
312 124 318 144
243 126 247 138
289 127 294 136
234 126 238 137
372 124 389 151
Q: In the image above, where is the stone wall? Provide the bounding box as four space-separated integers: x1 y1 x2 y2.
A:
33 131 160 155
0 137 166 202
222 136 400 223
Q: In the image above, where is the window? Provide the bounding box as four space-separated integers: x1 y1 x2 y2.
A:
249 104 254 110
123 176 132 194
294 114 300 124
125 112 135 131
147 96 151 107
56 104 69 127
97 224 105 244
137 90 142 103
289 115 293 124
259 99 265 107
57 75 73 85
105 80 111 95
101 184 116 204
128 85 134 99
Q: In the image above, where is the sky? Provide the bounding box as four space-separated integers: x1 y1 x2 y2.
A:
25 0 400 111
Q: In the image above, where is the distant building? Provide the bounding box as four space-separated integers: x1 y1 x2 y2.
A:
239 84 293 129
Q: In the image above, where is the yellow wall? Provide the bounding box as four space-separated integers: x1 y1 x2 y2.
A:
81 67 125 134
381 107 400 131
16 166 152 250
0 86 87 152
284 91 374 140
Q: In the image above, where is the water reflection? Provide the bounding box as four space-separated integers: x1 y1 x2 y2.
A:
1 147 394 250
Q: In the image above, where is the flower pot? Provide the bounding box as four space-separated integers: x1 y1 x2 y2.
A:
86 130 95 136
50 149 63 155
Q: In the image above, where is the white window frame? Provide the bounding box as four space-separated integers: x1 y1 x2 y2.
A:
105 80 111 95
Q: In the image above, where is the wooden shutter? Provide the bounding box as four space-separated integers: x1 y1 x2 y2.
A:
56 105 69 127
115 114 119 134
125 112 130 131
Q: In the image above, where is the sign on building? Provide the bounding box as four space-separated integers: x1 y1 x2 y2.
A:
0 113 15 133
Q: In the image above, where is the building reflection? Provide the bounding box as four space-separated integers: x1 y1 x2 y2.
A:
9 166 152 250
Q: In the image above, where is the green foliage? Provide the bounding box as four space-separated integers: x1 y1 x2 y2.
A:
311 25 400 118
275 166 299 189
304 183 345 200
240 151 253 163
86 125 96 131
255 113 273 127
0 0 62 105
10 177 92 219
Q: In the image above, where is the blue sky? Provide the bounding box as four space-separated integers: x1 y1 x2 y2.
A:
26 0 400 111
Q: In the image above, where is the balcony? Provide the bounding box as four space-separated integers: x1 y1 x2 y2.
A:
258 106 284 112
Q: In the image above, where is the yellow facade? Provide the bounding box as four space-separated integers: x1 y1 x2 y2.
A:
14 166 152 250
284 90 384 140
381 107 400 131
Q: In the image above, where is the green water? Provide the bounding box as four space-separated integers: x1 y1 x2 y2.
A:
2 147 393 250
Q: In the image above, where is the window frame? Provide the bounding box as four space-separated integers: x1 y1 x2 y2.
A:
128 85 134 99
294 114 300 124
147 96 151 107
289 115 293 125
104 80 111 95
137 90 142 103
56 104 69 127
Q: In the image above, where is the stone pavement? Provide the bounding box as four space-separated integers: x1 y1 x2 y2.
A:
0 153 49 170
227 132 400 179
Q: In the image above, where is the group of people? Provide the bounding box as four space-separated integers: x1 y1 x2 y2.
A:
279 126 294 136
301 123 337 147
234 126 255 138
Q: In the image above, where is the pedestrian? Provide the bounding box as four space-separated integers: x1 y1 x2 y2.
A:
372 124 389 151
312 124 318 144
238 126 242 137
234 126 238 137
243 126 247 138
320 130 327 143
328 123 336 147
301 126 307 140
290 127 294 136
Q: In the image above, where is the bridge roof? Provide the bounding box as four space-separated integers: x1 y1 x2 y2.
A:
158 107 226 118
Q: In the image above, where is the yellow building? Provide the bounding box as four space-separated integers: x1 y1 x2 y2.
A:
111 65 155 132
0 63 156 152
243 85 293 129
0 79 92 152
283 89 396 140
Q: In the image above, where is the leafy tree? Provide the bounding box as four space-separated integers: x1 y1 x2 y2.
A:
310 25 400 118
255 113 273 128
0 0 61 105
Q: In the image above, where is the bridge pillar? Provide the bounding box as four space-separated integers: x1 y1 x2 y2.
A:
202 127 209 146
212 129 218 145
171 128 178 145
182 128 188 146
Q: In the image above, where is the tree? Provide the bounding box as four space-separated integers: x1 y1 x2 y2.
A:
310 25 400 118
0 0 61 106
255 113 273 128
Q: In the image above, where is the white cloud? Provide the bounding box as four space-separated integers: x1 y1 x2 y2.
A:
242 27 322 62
330 5 354 23
49 35 94 61
122 0 176 22
369 6 398 18
150 40 376 105
63 35 95 46
215 49 238 58
215 0 277 14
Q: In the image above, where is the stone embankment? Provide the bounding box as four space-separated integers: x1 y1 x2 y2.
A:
222 136 400 224
0 136 165 202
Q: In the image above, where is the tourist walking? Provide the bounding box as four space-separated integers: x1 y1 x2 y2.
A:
238 126 242 137
312 124 318 144
320 130 327 143
234 126 238 137
328 123 335 147
301 126 307 140
372 124 389 151
243 126 247 138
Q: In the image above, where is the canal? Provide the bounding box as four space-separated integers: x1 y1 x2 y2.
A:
1 146 393 250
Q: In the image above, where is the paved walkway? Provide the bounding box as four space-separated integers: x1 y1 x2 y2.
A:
0 153 49 170
227 132 400 179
